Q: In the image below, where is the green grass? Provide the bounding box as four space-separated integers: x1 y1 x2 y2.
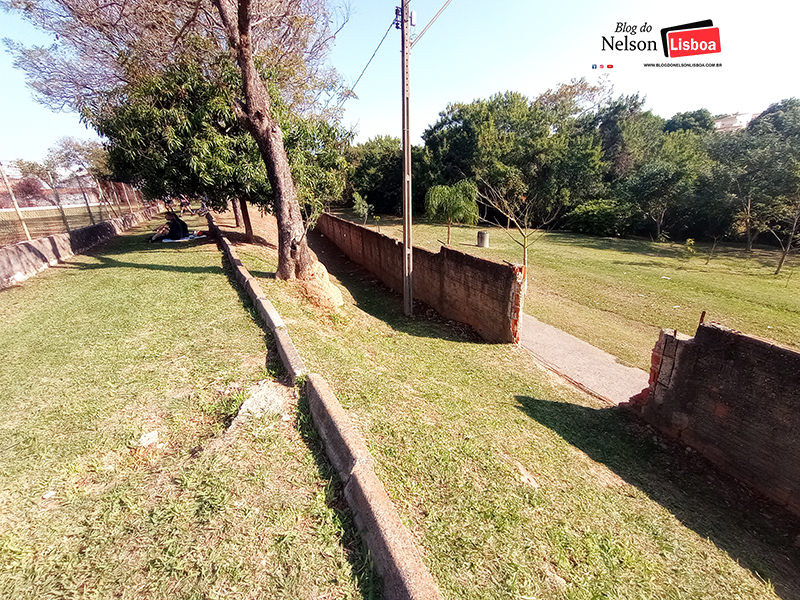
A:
357 213 800 370
0 218 372 598
236 233 800 600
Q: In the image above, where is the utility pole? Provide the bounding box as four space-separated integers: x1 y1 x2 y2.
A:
398 0 413 316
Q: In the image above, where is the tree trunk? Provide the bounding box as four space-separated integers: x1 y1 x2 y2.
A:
774 211 799 275
214 0 314 280
231 198 243 227
744 197 754 252
240 197 254 241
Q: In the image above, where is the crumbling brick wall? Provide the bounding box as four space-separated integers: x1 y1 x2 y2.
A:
315 213 525 343
627 323 800 517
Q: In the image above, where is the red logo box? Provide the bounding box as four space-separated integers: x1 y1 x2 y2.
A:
667 26 721 58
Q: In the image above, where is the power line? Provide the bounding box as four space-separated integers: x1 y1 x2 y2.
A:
338 19 396 108
411 0 453 49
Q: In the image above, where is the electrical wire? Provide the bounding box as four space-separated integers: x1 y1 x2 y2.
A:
338 19 396 108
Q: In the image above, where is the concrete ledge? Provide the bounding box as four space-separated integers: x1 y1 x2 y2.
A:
305 374 374 479
255 296 285 331
345 463 443 600
274 327 307 382
207 214 443 599
0 207 160 290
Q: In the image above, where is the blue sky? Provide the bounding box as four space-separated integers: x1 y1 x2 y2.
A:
1 0 797 162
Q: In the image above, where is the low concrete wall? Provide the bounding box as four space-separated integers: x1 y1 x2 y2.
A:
0 207 160 289
206 214 443 599
626 323 800 517
316 213 526 343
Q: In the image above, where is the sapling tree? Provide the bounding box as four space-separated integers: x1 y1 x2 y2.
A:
352 192 373 225
424 179 479 245
477 180 558 269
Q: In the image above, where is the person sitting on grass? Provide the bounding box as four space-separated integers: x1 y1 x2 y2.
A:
148 212 190 242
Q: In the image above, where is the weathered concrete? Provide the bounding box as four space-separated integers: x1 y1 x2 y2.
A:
344 463 443 600
520 314 649 405
305 374 374 480
0 207 160 289
625 323 800 518
208 214 443 599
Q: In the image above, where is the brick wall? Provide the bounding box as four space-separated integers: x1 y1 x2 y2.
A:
627 323 800 517
315 213 525 344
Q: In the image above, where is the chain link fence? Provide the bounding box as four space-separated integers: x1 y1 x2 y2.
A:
0 176 152 247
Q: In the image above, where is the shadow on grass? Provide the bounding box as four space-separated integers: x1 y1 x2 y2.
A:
308 229 482 344
516 395 800 600
66 253 225 276
222 230 277 250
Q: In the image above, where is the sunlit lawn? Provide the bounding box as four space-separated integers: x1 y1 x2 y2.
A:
355 213 800 370
232 228 800 600
0 218 372 598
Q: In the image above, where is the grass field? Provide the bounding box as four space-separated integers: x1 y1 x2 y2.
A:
231 226 800 600
358 214 800 370
3 209 798 599
0 218 373 598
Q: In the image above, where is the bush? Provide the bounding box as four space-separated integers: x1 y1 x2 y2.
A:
565 199 637 237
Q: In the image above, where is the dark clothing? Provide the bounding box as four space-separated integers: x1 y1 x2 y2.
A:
168 216 190 240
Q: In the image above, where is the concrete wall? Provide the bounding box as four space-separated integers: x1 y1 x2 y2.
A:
0 207 160 289
627 323 800 517
316 213 526 343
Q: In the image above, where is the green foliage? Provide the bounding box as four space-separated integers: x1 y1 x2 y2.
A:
348 135 403 214
680 238 697 260
88 55 348 223
664 109 715 133
565 198 636 237
424 179 479 245
352 192 373 224
423 90 605 228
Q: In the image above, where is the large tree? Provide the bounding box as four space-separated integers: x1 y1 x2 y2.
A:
423 88 605 229
347 135 403 214
4 0 346 280
89 57 347 234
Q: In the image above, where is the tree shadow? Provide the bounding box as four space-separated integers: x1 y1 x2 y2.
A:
64 253 225 276
515 395 800 600
221 230 277 250
307 229 483 345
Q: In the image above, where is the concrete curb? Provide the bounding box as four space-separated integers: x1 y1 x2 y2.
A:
207 215 444 600
0 207 160 290
206 215 307 384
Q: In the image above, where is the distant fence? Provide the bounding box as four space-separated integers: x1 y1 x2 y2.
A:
0 206 160 290
315 213 526 343
0 181 149 248
626 323 800 518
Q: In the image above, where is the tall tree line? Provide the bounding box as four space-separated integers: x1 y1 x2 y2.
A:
347 82 800 267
